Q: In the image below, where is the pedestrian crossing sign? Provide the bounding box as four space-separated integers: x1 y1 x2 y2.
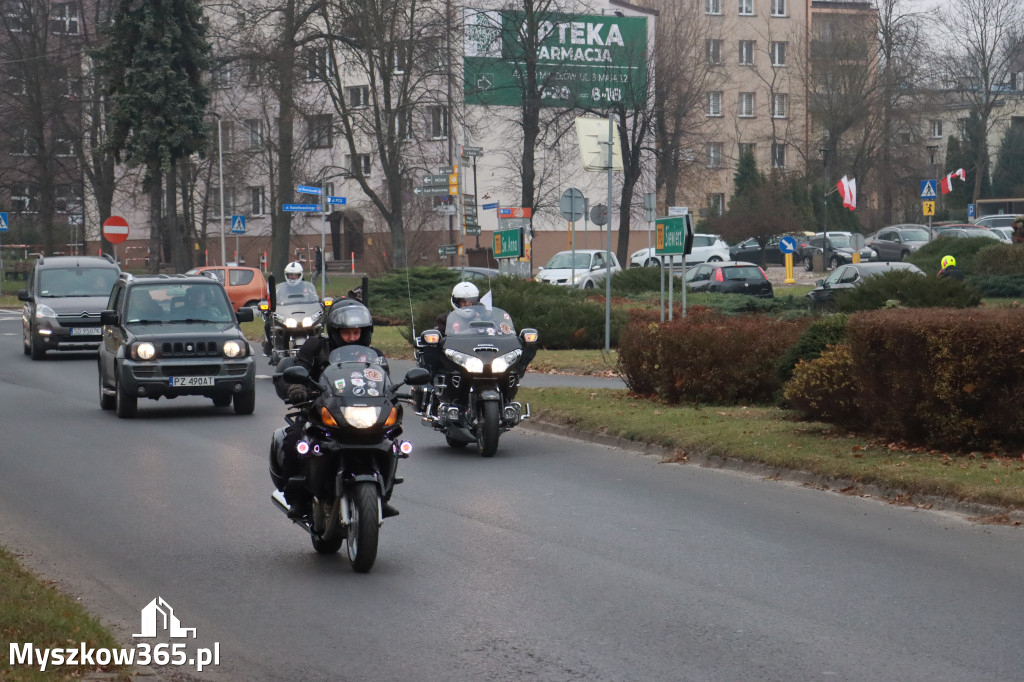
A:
920 180 937 199
231 215 246 234
0 212 8 231
923 201 935 216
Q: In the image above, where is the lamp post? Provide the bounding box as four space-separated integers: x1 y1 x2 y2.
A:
819 145 831 271
209 112 227 267
926 144 939 235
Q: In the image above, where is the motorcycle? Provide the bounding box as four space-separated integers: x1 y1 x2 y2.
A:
415 304 538 457
261 274 330 365
270 345 430 572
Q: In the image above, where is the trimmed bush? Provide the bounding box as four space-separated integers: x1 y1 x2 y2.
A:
835 269 981 312
776 313 848 384
971 274 1024 298
783 345 858 424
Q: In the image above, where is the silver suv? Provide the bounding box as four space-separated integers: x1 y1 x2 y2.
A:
629 234 730 267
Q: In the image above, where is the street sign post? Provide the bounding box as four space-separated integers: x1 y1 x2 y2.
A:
0 212 8 232
297 184 323 195
560 188 585 222
437 244 459 257
779 235 798 285
102 215 129 244
414 186 451 196
968 203 975 219
423 174 450 186
493 228 522 259
461 145 483 157
231 215 246 234
282 203 319 211
923 201 935 216
920 180 937 199
326 196 347 205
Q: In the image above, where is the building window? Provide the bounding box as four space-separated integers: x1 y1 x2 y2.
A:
55 184 81 213
55 134 75 157
50 3 79 34
708 193 724 216
10 183 38 212
771 142 787 168
219 120 234 152
396 107 412 140
771 0 786 16
706 39 723 65
706 142 723 168
7 75 25 95
429 105 448 139
306 114 332 149
706 91 722 117
738 0 754 16
245 119 263 150
210 187 234 218
770 41 787 66
11 128 37 156
739 40 754 65
305 47 331 81
705 0 721 15
738 92 755 117
929 119 943 138
347 153 371 176
245 59 261 86
212 64 232 88
772 93 788 118
346 85 369 108
738 142 756 159
249 187 265 216
393 41 410 74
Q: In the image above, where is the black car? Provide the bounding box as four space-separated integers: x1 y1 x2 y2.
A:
801 232 877 271
806 261 924 308
97 273 257 418
19 254 121 360
729 235 808 266
684 261 774 298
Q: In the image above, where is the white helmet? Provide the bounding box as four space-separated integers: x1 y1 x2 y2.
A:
284 261 304 284
451 281 480 309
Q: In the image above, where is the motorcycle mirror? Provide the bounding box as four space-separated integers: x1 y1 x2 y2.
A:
267 274 277 312
520 328 539 344
323 297 334 308
403 368 431 386
421 330 441 345
282 365 310 384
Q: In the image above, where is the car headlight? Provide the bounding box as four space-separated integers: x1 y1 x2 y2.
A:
490 350 521 374
341 406 381 429
132 342 156 360
223 340 244 358
572 272 584 284
35 304 56 319
445 349 485 373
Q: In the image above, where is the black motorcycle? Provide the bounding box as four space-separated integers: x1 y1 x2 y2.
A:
261 275 328 365
415 305 538 457
270 345 430 572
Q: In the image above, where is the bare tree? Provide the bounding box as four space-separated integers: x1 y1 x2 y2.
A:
933 0 1024 203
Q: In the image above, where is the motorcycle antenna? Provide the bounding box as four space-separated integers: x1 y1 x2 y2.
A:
404 249 417 337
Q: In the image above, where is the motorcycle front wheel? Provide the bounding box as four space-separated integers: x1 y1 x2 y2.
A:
346 482 380 573
476 401 500 458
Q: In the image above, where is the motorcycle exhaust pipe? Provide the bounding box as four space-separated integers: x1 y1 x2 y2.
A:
271 491 316 534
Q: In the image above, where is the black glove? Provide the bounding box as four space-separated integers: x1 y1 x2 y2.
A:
287 384 310 404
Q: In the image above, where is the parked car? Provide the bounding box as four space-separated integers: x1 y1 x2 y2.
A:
972 214 1018 229
866 224 930 261
535 249 622 289
683 261 774 298
801 232 877 271
185 265 268 312
447 265 501 282
18 254 121 360
935 227 1001 241
989 226 1015 243
630 233 730 268
806 261 924 308
97 273 257 418
928 223 976 238
729 234 809 266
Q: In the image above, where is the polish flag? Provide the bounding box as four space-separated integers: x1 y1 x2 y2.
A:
836 175 857 211
940 168 966 194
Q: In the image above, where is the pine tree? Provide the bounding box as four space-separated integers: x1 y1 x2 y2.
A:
992 125 1024 198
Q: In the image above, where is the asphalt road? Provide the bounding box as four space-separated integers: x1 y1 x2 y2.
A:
2 311 1023 681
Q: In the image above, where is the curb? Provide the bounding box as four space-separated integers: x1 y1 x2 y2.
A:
520 418 1024 525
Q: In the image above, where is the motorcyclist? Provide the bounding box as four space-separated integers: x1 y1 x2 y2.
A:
937 255 964 280
264 261 316 355
275 299 401 519
435 281 480 332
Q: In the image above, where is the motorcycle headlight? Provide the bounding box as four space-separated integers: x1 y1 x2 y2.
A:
445 349 484 373
132 342 156 360
300 315 315 328
223 340 244 358
342 406 381 429
490 349 521 374
284 317 298 328
35 304 56 319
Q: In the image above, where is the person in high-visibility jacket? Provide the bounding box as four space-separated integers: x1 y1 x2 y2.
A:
937 255 964 280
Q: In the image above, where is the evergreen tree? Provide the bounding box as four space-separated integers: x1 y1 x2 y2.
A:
727 147 764 215
992 125 1024 197
93 0 211 272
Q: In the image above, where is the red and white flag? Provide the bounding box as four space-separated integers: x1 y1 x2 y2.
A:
940 168 966 195
836 175 857 211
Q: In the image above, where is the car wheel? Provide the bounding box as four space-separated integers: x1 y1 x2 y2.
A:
803 256 814 272
29 330 45 361
829 256 841 270
583 280 595 289
708 256 722 262
234 387 256 415
23 333 30 355
900 251 909 261
98 362 115 411
644 258 659 267
115 375 137 419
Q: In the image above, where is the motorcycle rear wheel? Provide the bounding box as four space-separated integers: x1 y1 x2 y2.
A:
311 498 344 554
476 401 500 458
346 482 380 573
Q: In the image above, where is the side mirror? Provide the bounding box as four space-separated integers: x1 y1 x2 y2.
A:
235 307 254 323
323 296 334 308
420 329 441 345
100 309 118 325
816 279 824 287
520 328 539 345
267 274 277 312
17 290 30 302
403 368 431 386
282 365 310 384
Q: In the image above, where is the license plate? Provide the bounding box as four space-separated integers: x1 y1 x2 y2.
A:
169 376 215 387
70 327 97 336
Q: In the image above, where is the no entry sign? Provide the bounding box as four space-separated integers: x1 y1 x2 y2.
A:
102 215 129 244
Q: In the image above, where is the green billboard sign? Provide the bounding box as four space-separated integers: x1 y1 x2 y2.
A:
464 9 648 108
655 216 693 256
493 227 522 259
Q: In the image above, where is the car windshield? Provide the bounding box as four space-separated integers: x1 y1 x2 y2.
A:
902 228 930 241
38 267 118 297
544 252 592 269
276 281 320 303
978 216 1016 227
722 266 764 281
826 235 852 249
445 305 517 337
126 283 234 323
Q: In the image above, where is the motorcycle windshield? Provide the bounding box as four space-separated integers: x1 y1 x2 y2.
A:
276 281 320 304
323 345 390 398
445 305 517 337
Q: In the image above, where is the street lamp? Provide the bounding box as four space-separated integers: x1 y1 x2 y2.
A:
209 111 227 267
819 145 831 271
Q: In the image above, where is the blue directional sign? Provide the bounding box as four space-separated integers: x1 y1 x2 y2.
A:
326 196 347 205
920 180 937 199
0 212 8 232
482 202 499 210
282 203 319 212
231 215 246 234
779 236 798 254
297 185 322 195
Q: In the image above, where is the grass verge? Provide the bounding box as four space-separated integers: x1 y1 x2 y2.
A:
0 546 128 681
519 387 1024 515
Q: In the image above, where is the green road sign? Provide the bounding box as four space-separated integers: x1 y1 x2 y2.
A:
655 216 692 255
464 10 648 109
493 227 522 259
414 186 451 196
438 244 459 257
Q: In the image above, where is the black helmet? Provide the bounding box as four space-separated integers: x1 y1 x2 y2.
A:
326 299 373 347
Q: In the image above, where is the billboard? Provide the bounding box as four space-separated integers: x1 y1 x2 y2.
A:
464 9 648 108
